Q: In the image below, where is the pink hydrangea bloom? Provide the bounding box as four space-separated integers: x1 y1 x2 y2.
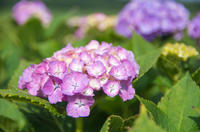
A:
18 40 140 118
12 0 52 27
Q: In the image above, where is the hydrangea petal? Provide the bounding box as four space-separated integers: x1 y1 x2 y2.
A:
48 60 67 79
61 72 89 95
48 88 63 104
119 83 135 101
86 61 106 78
69 59 84 72
103 81 121 97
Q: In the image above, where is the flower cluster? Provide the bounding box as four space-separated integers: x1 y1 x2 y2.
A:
162 43 198 61
67 13 116 38
12 0 52 27
188 12 200 46
116 0 189 41
18 40 140 118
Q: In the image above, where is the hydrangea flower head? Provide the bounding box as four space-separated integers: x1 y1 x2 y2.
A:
67 13 116 38
116 0 189 41
188 12 200 46
12 0 52 27
162 43 199 61
18 40 140 118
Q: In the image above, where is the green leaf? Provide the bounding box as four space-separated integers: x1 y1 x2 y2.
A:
17 102 75 132
131 33 161 79
0 116 19 132
122 116 137 131
129 105 165 132
0 89 64 116
100 115 137 132
38 40 61 58
135 95 176 131
100 115 123 132
192 67 200 84
18 18 45 44
96 96 124 115
8 60 33 90
0 99 26 131
158 73 200 132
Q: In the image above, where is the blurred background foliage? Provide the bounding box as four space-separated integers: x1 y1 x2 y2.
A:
0 0 200 132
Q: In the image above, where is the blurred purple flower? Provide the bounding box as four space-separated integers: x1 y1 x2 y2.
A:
67 13 116 39
12 0 52 26
188 12 200 45
116 0 189 41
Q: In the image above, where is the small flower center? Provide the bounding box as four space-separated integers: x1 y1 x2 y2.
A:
109 84 115 93
75 100 84 107
72 82 79 90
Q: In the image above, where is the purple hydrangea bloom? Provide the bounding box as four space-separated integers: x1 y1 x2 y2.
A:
18 40 140 118
188 12 200 46
116 0 189 41
12 0 52 27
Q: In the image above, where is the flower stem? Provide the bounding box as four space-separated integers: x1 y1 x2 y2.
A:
76 118 83 132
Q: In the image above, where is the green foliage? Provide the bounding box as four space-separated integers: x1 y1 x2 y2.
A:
0 116 19 132
100 115 123 132
136 95 176 131
18 103 75 132
136 73 200 132
131 33 161 79
38 40 61 58
129 105 165 132
18 18 45 44
192 66 200 84
100 115 137 132
0 99 26 131
158 73 200 132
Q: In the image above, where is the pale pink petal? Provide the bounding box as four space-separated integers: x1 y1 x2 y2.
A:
61 72 89 95
89 78 101 91
69 59 84 72
48 88 63 104
109 65 128 80
103 81 121 97
85 40 99 50
86 61 106 78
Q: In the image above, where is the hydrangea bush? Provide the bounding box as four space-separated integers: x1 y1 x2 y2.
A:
116 0 189 41
18 40 140 118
